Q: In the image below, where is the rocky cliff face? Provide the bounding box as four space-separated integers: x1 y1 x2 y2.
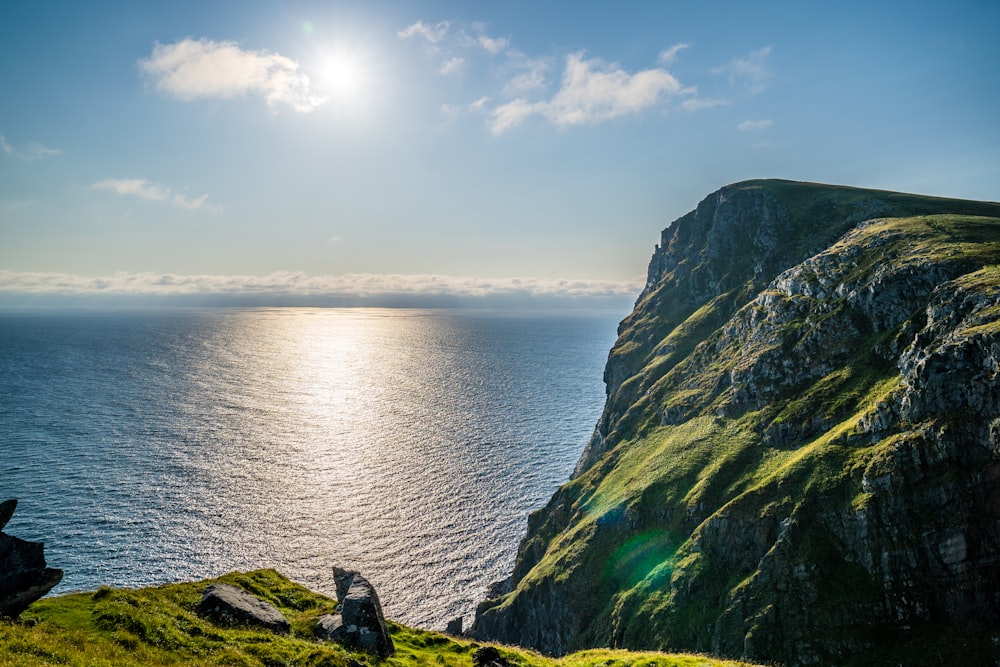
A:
474 180 1000 666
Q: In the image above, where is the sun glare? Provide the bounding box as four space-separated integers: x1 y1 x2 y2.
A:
311 48 372 106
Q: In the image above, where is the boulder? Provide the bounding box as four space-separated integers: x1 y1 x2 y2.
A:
316 568 394 657
333 565 356 601
314 612 345 640
0 498 63 619
0 499 16 530
446 616 463 635
472 645 511 667
196 583 289 634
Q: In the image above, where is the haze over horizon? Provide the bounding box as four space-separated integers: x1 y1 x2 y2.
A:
2 1 998 307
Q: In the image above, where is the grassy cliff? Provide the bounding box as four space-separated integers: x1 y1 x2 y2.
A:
0 569 757 666
474 180 1000 665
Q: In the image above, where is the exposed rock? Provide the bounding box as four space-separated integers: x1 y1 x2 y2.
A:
0 498 63 619
0 499 16 531
196 583 289 634
314 612 345 641
472 645 511 667
446 616 463 635
316 568 394 657
333 565 355 601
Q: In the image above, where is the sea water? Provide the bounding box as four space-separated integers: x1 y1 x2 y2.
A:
0 307 620 629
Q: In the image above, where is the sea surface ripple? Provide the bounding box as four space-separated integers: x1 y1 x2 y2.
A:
0 307 620 629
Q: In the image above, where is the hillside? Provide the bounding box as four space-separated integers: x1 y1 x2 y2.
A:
0 569 756 667
473 180 1000 665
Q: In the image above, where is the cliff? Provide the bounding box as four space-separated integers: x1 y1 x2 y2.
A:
473 180 1000 665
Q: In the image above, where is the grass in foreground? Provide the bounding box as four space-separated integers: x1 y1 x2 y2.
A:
0 569 758 667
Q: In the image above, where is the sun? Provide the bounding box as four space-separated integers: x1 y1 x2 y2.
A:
311 48 370 104
319 56 361 95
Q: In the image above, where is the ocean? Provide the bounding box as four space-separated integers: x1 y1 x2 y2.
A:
0 307 621 629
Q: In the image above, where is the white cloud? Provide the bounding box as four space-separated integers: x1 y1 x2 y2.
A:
398 21 710 135
713 46 773 93
489 52 683 134
658 42 690 65
0 269 642 305
138 38 326 112
397 20 450 43
504 57 547 93
23 142 61 160
90 178 212 211
1 133 61 160
681 97 729 111
489 99 538 134
479 34 509 54
738 118 773 131
439 56 464 75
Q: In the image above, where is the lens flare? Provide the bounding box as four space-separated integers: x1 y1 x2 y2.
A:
606 530 679 587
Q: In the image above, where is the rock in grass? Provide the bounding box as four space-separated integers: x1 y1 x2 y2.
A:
197 583 289 634
472 645 511 667
314 612 345 641
316 568 394 657
0 498 64 619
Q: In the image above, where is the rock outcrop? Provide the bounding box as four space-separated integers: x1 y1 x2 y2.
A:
474 181 1000 665
315 568 394 657
0 498 63 619
196 583 290 634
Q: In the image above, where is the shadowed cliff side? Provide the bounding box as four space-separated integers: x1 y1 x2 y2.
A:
473 180 1000 666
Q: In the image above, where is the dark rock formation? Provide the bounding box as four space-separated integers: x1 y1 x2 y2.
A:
0 499 15 529
0 498 63 619
316 568 394 657
446 615 463 635
196 583 290 634
315 612 346 641
472 645 511 667
474 181 1000 665
333 565 355 601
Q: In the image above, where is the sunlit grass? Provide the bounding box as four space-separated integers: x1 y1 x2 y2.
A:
1 570 759 667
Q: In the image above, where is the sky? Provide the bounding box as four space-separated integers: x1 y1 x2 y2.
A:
2 1 999 308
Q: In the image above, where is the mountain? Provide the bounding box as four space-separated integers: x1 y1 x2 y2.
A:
473 180 1000 666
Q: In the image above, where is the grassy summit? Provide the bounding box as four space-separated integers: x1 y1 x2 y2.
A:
0 569 757 666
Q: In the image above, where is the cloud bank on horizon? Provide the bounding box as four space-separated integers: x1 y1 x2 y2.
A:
0 269 642 307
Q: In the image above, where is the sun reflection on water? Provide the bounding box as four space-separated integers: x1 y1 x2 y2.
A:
1 307 618 630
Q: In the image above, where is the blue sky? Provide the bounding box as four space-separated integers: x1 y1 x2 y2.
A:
2 1 998 306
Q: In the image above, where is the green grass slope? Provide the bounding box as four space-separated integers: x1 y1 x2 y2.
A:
474 181 1000 665
0 569 758 667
